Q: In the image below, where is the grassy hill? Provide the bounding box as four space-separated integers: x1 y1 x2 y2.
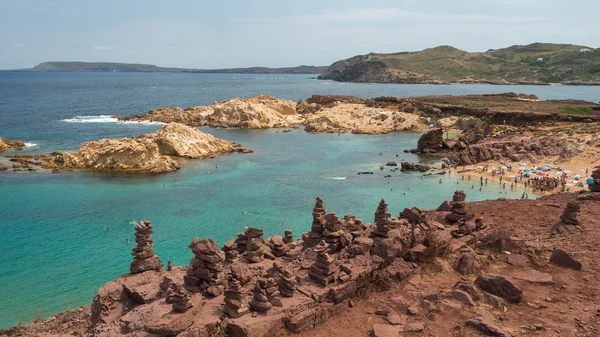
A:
18 62 327 74
318 43 600 84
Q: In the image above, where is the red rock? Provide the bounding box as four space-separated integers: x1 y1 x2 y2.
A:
444 290 476 307
372 324 402 337
512 270 554 285
475 274 522 303
466 318 508 337
549 249 582 271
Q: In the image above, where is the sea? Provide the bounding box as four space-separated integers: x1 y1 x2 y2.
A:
1 72 600 328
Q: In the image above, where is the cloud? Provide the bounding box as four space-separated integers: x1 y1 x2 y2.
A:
93 45 115 51
237 8 548 25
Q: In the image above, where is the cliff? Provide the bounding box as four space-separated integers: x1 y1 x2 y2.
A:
319 43 600 85
8 123 248 173
0 137 24 152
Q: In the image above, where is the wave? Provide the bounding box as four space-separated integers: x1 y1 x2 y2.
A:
330 177 346 180
24 142 39 148
62 115 165 125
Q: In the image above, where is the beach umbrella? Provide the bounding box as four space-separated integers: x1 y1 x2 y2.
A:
574 174 582 179
546 164 553 168
539 167 547 171
524 168 531 172
587 178 595 184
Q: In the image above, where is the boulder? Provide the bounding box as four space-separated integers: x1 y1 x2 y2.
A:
372 324 402 337
475 274 522 303
466 318 508 337
549 249 582 271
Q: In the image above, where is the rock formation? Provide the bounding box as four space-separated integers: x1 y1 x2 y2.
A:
446 191 474 223
223 273 250 318
17 123 249 174
589 166 600 192
283 230 293 244
184 238 226 296
119 95 301 129
222 239 239 263
130 220 164 274
273 263 296 297
371 198 392 238
416 128 444 153
552 202 582 232
340 214 363 236
304 196 327 247
0 137 25 152
308 241 339 286
243 227 265 263
166 283 193 313
323 213 345 249
269 235 290 257
249 278 273 312
400 161 432 172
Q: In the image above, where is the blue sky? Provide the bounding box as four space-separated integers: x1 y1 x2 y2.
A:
1 0 598 69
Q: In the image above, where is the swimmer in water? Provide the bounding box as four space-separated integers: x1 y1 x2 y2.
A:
106 227 110 231
125 239 130 244
243 211 249 215
164 184 167 187
439 179 442 184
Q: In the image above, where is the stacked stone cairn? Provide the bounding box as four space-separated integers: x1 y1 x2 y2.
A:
249 278 273 312
340 214 363 237
590 166 600 192
557 202 581 227
304 197 327 247
223 272 250 318
269 235 290 257
371 198 392 238
130 220 164 274
323 213 345 249
243 227 265 263
446 190 474 223
283 230 293 244
166 283 193 313
308 240 339 286
184 238 226 296
273 263 296 297
222 239 239 263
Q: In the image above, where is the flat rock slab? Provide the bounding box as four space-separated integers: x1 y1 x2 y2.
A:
513 270 554 285
550 249 582 271
372 324 403 337
466 318 508 337
475 274 522 303
386 314 408 325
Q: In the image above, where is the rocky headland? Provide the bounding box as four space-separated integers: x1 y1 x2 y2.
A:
318 43 600 85
6 123 250 174
0 137 25 152
4 187 600 337
117 95 301 129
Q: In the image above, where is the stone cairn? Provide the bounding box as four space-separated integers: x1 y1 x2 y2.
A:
269 235 290 257
273 263 296 297
323 213 345 249
184 238 226 296
166 283 193 313
560 202 581 225
371 198 392 238
242 227 265 263
308 240 339 286
304 197 327 247
130 220 164 274
340 214 363 237
249 278 273 312
283 230 293 244
590 166 600 192
223 272 250 318
222 239 239 263
446 190 474 223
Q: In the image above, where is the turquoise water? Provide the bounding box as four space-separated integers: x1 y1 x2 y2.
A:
1 73 599 328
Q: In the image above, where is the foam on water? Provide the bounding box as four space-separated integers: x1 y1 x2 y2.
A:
330 177 347 180
24 142 38 148
62 115 165 125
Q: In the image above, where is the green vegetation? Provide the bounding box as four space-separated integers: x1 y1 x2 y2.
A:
562 106 594 115
15 62 328 74
320 43 600 84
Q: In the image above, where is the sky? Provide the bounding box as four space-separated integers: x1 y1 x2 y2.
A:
1 0 599 69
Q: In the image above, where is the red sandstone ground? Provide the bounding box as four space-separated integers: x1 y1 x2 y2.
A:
3 192 599 337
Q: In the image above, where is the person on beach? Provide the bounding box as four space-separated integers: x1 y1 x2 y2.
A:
521 192 525 199
439 179 443 184
503 183 506 189
471 184 474 189
468 175 471 181
479 186 482 191
525 194 529 199
510 183 514 190
485 178 488 185
462 175 464 181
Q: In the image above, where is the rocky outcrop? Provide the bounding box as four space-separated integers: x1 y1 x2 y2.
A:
0 137 25 152
590 166 600 192
453 136 569 165
11 123 248 174
184 238 226 296
119 95 301 128
415 128 444 153
400 161 432 172
130 220 164 274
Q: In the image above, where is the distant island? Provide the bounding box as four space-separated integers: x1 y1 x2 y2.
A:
318 43 600 85
10 61 328 74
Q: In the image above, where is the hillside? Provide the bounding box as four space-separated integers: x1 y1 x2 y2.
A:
318 43 600 85
19 62 327 74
